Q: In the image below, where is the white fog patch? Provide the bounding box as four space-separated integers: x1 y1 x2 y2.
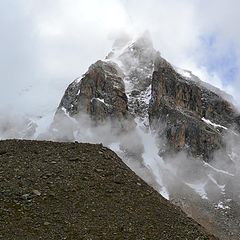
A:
186 182 208 200
109 142 121 153
135 119 170 200
0 111 37 140
208 174 225 193
33 112 54 138
39 108 240 204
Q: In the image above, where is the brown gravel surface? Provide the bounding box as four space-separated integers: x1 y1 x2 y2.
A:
0 140 217 240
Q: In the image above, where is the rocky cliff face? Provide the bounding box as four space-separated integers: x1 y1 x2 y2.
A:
53 32 158 131
56 60 130 129
149 56 240 160
54 33 239 161
107 31 159 124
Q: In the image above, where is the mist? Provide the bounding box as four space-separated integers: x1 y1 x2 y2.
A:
0 111 37 140
20 102 236 209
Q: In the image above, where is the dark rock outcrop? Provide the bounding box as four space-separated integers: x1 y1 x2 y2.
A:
149 56 240 160
55 60 131 130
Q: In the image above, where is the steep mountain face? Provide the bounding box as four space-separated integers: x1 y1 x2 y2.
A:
56 61 130 128
54 33 239 159
55 32 157 127
107 32 158 123
51 33 240 239
149 56 240 160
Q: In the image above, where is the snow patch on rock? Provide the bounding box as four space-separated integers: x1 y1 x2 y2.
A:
202 117 227 130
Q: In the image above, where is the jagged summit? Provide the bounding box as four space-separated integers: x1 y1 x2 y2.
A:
111 31 154 53
107 32 158 71
105 33 159 123
53 33 240 155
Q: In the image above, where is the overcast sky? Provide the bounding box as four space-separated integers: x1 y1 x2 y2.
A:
0 0 240 119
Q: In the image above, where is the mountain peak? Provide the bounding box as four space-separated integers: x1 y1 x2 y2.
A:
112 30 153 50
106 32 158 78
132 30 153 49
